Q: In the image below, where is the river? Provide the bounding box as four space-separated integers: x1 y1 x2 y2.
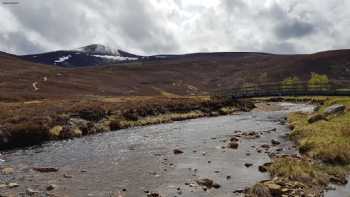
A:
2 103 342 197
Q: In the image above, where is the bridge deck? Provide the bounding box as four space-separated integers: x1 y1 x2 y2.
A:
215 81 350 99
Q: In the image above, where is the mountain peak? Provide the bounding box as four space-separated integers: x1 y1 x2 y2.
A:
76 44 120 56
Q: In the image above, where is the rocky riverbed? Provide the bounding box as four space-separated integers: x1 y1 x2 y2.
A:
0 103 317 197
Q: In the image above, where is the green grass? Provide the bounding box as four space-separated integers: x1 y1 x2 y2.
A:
288 98 350 164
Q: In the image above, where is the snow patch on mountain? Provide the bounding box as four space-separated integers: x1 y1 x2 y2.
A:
54 55 71 63
92 55 138 61
76 44 120 56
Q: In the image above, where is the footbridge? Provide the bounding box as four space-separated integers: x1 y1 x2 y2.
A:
215 81 350 99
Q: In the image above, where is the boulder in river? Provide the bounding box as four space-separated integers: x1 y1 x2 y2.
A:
147 193 162 197
33 167 59 173
8 182 19 188
173 149 184 154
46 184 57 191
26 188 40 195
271 139 280 146
258 162 272 173
324 104 346 116
245 163 253 168
227 142 239 149
196 178 221 189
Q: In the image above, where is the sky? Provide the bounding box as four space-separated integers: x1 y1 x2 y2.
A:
0 0 349 55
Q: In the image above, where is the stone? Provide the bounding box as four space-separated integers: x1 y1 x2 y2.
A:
230 137 239 142
33 167 59 173
212 183 221 189
307 114 324 124
259 165 268 173
63 174 73 178
271 139 280 146
245 163 253 168
1 167 14 175
147 193 161 197
227 142 239 149
196 178 214 188
261 144 270 149
173 149 184 154
259 163 272 173
196 178 221 189
265 182 282 195
26 188 40 195
8 183 19 188
46 184 57 191
324 104 346 115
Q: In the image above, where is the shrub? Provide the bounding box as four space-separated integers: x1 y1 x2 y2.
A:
281 76 303 90
308 73 329 90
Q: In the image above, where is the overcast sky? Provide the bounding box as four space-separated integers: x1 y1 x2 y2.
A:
0 0 349 55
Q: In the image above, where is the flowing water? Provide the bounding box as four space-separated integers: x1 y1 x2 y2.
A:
0 103 323 197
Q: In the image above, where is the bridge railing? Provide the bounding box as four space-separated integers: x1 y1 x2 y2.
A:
213 81 350 99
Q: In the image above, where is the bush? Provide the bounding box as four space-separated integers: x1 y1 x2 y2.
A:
308 73 329 90
281 76 303 90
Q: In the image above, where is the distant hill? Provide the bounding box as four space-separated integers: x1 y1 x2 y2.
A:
20 44 143 67
0 47 349 101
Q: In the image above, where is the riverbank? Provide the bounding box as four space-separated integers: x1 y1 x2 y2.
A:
246 97 350 197
0 96 254 150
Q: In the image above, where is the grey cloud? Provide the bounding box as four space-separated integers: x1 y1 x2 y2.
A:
0 0 350 55
0 31 46 54
268 4 315 39
105 0 179 54
274 19 315 39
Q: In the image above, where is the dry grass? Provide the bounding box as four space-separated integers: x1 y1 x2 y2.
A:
288 97 350 164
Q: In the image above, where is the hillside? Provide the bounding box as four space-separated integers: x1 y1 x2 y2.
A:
0 48 350 101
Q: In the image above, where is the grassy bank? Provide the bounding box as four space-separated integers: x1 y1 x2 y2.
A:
289 97 350 164
247 96 350 197
0 96 254 150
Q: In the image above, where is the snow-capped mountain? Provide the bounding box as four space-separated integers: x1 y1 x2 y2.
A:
20 44 142 67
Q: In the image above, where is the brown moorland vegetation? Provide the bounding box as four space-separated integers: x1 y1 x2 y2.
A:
1 49 350 101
